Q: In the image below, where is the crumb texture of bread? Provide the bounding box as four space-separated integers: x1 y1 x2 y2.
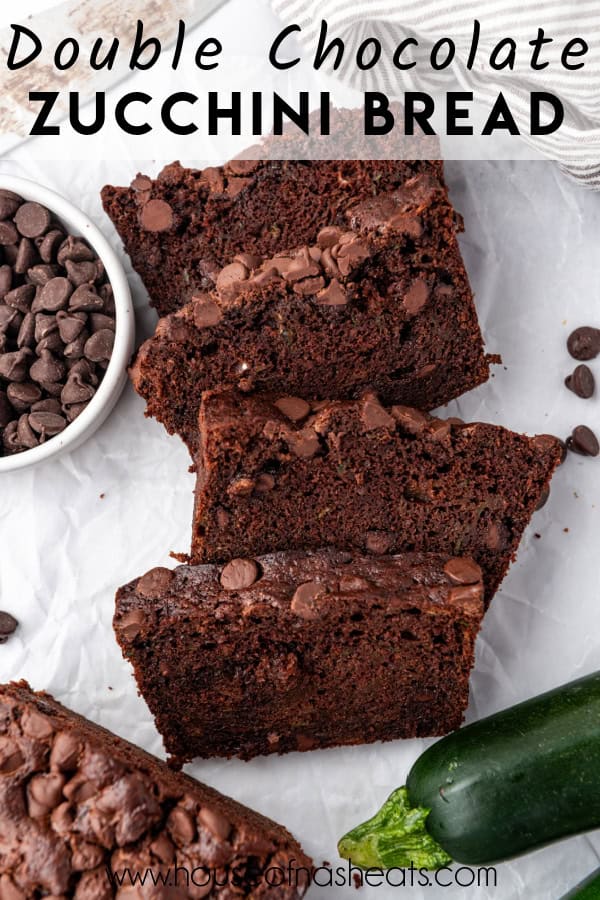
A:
115 550 485 762
101 149 443 317
129 173 489 454
191 390 563 604
0 681 311 898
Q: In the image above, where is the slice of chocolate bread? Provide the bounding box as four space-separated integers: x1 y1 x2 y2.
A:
0 681 311 898
115 550 485 763
129 173 489 454
191 390 562 604
101 136 443 318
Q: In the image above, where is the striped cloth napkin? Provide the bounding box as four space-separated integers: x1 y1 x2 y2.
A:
271 0 600 187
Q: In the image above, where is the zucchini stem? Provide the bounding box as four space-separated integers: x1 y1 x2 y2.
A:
337 787 452 870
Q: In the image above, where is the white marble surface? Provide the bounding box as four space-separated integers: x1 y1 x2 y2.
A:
1 5 600 897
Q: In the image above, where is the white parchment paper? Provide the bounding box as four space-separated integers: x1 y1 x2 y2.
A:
1 154 600 899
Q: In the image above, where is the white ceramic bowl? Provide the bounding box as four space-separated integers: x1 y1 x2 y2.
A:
0 175 134 473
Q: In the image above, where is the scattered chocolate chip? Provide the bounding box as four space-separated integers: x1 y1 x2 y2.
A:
57 236 95 265
30 349 65 384
391 405 429 435
198 806 231 841
0 611 18 643
285 425 320 458
141 199 173 232
68 285 103 312
567 425 599 457
443 558 482 585
567 326 600 361
220 558 259 590
274 396 310 422
14 237 38 275
255 473 275 493
565 364 594 399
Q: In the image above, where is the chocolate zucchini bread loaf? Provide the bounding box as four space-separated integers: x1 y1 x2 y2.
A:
0 681 311 898
191 390 562 603
101 139 443 317
115 550 485 763
130 174 489 454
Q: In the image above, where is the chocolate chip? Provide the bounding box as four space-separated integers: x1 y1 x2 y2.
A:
7 382 41 412
38 229 64 263
118 609 146 641
0 391 11 427
27 264 60 286
391 405 429 435
0 348 32 381
565 364 594 399
17 314 35 350
443 558 482 585
57 236 95 265
449 584 484 608
56 311 86 343
0 611 18 643
136 567 175 599
30 349 65 384
192 296 222 329
285 425 320 458
316 279 347 306
141 199 173 232
68 285 103 312
15 202 51 238
37 277 73 312
17 413 38 448
131 174 153 192
317 226 343 249
88 313 115 333
567 326 600 361
216 261 249 297
0 265 12 299
291 581 325 619
50 731 80 772
167 806 196 846
361 394 395 430
65 259 98 286
5 284 36 313
567 425 599 457
365 531 394 554
63 330 89 360
198 807 231 841
28 411 67 437
0 221 18 245
402 279 429 316
31 398 62 415
274 396 310 422
220 558 259 590
14 237 38 275
27 772 66 816
84 329 114 362
61 373 95 406
0 190 22 219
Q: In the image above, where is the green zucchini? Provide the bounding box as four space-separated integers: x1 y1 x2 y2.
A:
561 869 600 900
338 671 600 868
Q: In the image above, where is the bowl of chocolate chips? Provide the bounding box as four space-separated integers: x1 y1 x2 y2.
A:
0 176 134 471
